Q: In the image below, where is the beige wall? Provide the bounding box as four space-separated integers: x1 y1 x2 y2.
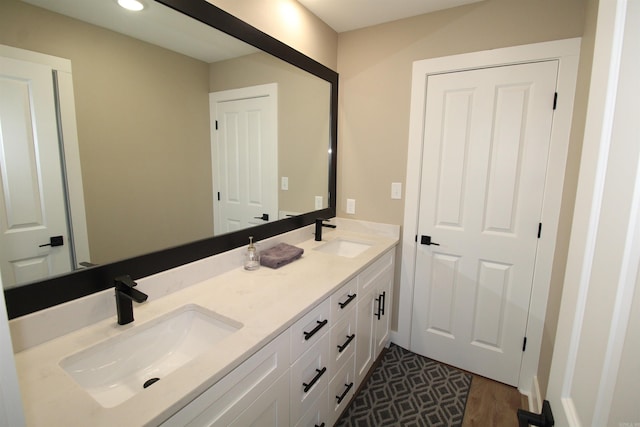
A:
209 52 331 214
336 0 587 387
337 0 586 226
0 0 213 264
207 0 338 70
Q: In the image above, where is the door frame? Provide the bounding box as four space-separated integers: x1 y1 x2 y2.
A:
210 83 278 235
547 1 640 425
0 44 90 271
395 38 581 395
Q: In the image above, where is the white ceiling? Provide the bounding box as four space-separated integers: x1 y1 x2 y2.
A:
297 0 485 33
23 0 485 61
22 0 258 63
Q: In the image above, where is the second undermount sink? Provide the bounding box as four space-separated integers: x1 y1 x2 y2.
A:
60 304 242 408
314 237 373 258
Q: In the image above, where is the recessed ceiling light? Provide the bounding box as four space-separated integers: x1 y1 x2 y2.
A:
117 0 145 12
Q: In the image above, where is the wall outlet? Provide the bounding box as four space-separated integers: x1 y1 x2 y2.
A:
391 182 402 200
346 198 356 214
315 196 323 209
281 176 288 191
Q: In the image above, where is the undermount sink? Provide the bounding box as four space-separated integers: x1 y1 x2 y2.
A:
60 304 243 408
314 238 373 258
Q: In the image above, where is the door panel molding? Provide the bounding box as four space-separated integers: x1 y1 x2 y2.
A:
0 44 90 274
210 83 278 236
395 38 581 394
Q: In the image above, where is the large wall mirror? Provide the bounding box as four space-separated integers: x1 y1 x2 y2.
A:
1 0 338 318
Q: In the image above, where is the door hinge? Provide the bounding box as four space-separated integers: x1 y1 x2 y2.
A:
415 235 418 242
217 192 220 201
522 336 528 352
538 223 542 239
553 92 558 110
215 120 219 130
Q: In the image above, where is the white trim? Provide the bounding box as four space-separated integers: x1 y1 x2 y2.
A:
546 2 630 425
0 45 90 268
590 1 637 424
0 44 71 72
0 277 25 426
528 375 542 413
56 71 91 267
395 38 581 393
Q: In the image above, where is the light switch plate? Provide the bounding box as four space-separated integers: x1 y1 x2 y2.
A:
391 182 402 199
315 196 323 209
281 177 288 191
346 198 356 214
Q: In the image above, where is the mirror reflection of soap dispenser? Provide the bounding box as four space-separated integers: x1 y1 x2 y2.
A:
244 236 260 271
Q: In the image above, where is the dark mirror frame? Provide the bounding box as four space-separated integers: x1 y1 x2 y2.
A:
4 0 338 319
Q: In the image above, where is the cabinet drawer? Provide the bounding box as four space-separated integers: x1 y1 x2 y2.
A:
290 332 331 423
228 370 290 427
358 249 394 295
160 330 290 426
295 385 329 427
330 277 358 323
290 299 330 361
327 354 356 427
329 307 357 379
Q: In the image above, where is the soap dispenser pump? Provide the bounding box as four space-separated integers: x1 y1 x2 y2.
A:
244 236 260 271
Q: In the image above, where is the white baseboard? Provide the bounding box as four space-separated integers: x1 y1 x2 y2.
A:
528 375 542 413
389 330 405 348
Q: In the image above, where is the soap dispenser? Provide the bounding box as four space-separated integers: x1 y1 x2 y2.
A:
244 236 260 271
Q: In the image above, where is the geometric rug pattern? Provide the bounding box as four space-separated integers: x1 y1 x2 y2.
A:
335 344 472 427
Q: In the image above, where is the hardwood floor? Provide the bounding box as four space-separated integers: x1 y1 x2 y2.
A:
462 375 528 427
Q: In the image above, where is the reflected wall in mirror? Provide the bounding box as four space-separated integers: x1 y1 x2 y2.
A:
0 0 331 289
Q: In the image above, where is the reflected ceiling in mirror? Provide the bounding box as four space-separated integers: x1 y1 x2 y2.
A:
0 0 331 288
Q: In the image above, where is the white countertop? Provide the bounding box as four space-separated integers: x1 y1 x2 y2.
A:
14 225 398 426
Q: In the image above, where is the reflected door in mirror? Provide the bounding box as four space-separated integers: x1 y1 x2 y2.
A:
212 84 278 234
0 56 73 288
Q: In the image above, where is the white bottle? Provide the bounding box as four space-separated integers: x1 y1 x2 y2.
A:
244 236 260 271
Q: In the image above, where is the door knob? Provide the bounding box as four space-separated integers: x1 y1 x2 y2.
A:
254 213 269 221
420 235 440 246
39 235 64 247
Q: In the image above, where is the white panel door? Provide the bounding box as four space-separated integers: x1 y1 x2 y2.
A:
410 61 558 386
0 56 71 288
211 85 277 235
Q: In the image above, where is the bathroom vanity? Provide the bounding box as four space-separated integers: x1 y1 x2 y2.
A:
11 220 398 426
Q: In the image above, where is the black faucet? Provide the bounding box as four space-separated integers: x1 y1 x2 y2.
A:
114 275 148 325
315 218 337 241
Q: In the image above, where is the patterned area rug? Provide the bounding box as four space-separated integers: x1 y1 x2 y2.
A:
336 344 472 427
